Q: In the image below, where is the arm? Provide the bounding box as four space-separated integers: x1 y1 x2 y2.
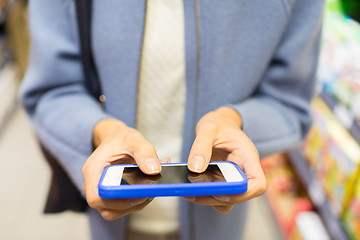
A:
21 0 163 219
186 0 325 211
20 0 111 192
231 0 325 157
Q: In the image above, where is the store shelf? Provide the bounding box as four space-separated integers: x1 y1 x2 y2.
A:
264 194 287 240
287 150 349 240
319 91 360 143
0 63 19 134
0 3 5 27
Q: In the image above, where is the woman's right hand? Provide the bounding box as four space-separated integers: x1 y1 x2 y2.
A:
82 118 162 221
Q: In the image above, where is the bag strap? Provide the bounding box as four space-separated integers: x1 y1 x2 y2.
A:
75 0 102 100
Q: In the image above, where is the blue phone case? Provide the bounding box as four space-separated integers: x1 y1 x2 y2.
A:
98 162 248 199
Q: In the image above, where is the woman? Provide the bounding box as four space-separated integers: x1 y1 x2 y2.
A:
20 0 325 239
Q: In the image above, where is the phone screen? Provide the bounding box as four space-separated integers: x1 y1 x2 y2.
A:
121 164 226 185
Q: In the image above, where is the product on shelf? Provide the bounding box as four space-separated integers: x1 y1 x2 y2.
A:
340 0 360 22
342 176 360 240
317 0 360 122
296 211 330 240
261 154 329 239
303 97 360 216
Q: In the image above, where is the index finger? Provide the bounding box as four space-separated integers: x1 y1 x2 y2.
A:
125 130 161 175
187 123 217 173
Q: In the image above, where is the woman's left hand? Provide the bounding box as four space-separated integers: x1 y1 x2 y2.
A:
184 107 267 213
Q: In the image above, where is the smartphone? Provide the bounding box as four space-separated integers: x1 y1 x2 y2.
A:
98 161 248 199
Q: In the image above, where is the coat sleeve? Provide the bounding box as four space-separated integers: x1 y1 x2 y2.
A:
230 0 325 158
19 0 112 192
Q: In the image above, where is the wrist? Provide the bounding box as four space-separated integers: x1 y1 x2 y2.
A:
93 118 127 147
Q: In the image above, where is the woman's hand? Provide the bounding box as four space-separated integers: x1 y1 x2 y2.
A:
82 119 162 221
185 107 267 213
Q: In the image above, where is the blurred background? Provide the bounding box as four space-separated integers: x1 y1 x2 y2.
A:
0 0 360 239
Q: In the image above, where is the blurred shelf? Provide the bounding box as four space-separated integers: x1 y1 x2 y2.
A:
0 5 5 26
264 193 287 240
287 150 349 240
0 62 19 134
319 91 360 143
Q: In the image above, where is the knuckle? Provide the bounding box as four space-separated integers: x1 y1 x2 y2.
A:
86 196 100 209
124 128 141 143
257 177 267 196
124 130 156 153
138 142 156 155
82 160 90 175
197 121 218 134
82 158 93 176
81 165 87 176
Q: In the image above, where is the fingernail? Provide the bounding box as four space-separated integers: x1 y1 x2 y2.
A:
130 198 148 206
144 158 161 174
190 156 206 172
213 195 231 202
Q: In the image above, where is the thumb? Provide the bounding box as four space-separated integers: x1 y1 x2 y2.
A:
187 124 217 173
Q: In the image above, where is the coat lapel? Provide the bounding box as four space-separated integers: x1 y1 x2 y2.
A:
92 0 147 127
